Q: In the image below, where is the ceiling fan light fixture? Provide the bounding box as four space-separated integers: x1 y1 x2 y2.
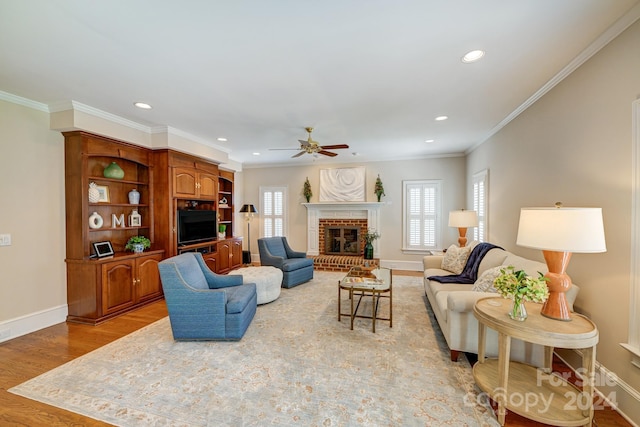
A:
462 50 485 63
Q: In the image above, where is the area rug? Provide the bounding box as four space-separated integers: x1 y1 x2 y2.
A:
10 271 498 426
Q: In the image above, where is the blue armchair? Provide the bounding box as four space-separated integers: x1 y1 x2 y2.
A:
258 237 314 288
158 252 257 340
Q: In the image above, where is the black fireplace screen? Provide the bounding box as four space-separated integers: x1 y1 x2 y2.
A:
325 226 360 255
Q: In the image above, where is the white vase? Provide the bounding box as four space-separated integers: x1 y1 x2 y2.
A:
128 189 140 204
88 182 100 203
88 212 103 229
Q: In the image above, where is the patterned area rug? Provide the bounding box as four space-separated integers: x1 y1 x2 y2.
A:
10 271 498 426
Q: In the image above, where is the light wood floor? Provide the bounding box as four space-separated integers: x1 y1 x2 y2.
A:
0 272 631 426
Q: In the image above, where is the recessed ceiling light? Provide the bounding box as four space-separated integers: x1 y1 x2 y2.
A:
252 152 261 156
435 115 448 121
217 137 228 142
425 139 435 143
462 50 485 63
134 102 152 109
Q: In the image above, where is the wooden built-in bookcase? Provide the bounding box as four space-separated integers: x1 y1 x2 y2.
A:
64 132 241 325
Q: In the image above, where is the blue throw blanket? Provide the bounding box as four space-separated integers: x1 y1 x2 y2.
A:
428 243 503 284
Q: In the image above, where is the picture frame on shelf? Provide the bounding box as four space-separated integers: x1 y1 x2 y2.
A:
95 185 110 203
92 241 114 259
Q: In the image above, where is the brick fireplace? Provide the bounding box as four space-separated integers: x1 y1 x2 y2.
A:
304 202 383 271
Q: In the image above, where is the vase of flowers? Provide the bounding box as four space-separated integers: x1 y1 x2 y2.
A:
374 175 385 202
303 177 312 203
493 266 549 321
363 229 380 260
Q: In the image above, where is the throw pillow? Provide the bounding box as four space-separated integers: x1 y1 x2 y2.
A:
441 244 473 274
471 266 503 293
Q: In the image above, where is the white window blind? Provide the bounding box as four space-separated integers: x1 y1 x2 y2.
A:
403 180 441 251
260 186 287 238
472 170 489 242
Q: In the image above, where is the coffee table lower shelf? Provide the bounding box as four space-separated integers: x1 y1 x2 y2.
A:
473 359 590 426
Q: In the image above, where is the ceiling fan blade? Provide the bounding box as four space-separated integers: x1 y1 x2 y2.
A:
291 151 306 158
298 139 311 147
320 144 349 150
318 150 338 157
269 148 302 151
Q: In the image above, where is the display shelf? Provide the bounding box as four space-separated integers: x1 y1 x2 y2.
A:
473 359 589 426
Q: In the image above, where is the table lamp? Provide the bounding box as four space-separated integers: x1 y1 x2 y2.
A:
448 210 479 247
516 203 606 321
239 204 258 264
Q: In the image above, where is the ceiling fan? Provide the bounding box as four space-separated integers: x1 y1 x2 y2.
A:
270 127 349 158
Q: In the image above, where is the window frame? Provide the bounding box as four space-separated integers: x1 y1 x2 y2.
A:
472 169 489 243
259 186 288 238
402 179 442 252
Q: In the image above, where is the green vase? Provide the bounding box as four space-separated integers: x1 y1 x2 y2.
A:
103 162 124 179
364 242 374 259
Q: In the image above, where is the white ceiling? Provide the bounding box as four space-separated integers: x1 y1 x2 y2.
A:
1 1 639 167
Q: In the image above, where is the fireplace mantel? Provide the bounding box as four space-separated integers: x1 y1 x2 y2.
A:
303 202 383 256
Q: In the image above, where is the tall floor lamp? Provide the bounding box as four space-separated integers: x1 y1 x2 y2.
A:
239 204 258 265
448 210 479 247
517 203 606 321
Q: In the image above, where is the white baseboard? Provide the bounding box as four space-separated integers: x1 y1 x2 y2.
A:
555 348 640 427
0 305 68 343
379 259 423 271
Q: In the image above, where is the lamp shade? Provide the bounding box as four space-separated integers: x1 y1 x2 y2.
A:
516 207 606 253
239 204 258 214
448 210 479 228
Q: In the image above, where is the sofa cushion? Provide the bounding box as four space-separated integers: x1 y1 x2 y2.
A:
476 248 509 276
502 254 547 277
471 266 502 293
441 244 473 274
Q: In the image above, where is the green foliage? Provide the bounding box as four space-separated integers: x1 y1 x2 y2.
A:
374 175 385 200
363 228 381 244
494 266 549 304
125 235 151 251
303 177 312 201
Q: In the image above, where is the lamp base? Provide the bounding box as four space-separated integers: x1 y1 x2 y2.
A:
540 250 573 321
457 227 468 247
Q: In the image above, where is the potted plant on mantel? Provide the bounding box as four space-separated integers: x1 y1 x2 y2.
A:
374 175 385 202
303 177 312 203
125 235 151 253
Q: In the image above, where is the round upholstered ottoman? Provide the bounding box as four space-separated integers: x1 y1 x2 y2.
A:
229 266 283 304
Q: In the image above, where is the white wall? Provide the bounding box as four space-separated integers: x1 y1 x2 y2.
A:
240 156 466 269
0 100 67 337
466 19 640 423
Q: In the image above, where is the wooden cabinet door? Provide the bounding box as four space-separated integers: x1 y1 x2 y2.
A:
199 172 217 199
101 260 136 315
231 239 243 269
136 253 163 303
202 252 218 273
218 241 231 273
173 167 198 198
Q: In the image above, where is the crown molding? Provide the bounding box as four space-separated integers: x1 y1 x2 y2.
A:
0 90 49 112
468 2 640 154
49 100 152 133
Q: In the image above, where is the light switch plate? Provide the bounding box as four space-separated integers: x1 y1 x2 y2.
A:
0 234 11 246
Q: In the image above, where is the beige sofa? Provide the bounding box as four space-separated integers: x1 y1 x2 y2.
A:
423 245 579 366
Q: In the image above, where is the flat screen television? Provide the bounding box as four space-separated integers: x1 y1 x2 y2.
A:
177 209 217 245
